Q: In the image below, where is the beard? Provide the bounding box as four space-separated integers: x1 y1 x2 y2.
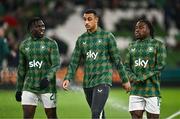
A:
33 32 44 38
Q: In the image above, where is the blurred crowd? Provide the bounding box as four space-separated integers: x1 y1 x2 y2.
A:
0 0 180 85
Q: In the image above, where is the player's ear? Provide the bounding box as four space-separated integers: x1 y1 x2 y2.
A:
95 16 99 24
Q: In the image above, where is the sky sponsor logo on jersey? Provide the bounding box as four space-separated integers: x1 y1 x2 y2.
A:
86 50 98 60
29 60 43 68
134 58 148 68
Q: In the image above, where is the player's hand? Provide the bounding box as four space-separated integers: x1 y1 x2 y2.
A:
40 78 49 89
122 81 131 93
15 91 22 102
62 80 70 91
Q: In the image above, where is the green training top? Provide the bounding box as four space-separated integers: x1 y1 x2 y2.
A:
125 37 167 97
64 27 128 88
16 36 60 93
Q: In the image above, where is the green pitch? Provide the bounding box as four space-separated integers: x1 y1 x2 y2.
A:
0 87 180 119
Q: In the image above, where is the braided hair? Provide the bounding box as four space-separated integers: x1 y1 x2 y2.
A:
138 18 154 39
27 17 43 32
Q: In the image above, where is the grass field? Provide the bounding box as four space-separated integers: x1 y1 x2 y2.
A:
0 87 180 119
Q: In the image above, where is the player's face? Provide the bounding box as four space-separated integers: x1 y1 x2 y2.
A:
83 13 98 32
134 21 150 39
31 20 45 38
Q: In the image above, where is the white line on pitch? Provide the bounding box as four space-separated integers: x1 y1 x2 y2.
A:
107 97 128 111
166 110 180 119
107 97 147 118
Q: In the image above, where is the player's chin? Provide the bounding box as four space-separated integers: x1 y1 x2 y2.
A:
39 33 44 38
135 35 141 39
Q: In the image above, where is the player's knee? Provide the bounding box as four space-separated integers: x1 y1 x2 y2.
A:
45 108 57 119
130 111 143 118
23 106 36 119
147 112 159 119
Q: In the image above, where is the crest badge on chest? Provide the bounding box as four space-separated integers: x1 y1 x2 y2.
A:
148 47 154 52
131 48 135 52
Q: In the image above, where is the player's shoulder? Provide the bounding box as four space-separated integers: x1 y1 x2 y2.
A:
153 38 164 43
44 36 58 44
44 36 53 41
77 32 92 43
100 28 113 37
78 32 88 40
18 36 32 51
129 39 138 46
103 29 111 34
20 36 31 46
151 38 165 46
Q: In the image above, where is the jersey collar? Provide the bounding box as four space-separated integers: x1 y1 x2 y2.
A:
137 37 152 42
87 27 101 35
30 36 44 41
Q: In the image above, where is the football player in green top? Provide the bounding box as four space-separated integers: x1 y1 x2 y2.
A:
15 17 60 119
125 19 167 119
62 9 131 119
